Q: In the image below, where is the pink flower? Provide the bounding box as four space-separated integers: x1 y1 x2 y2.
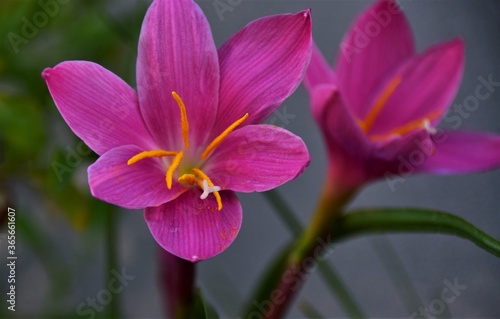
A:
304 0 500 191
43 0 312 261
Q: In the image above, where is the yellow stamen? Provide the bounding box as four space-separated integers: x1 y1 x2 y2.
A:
370 109 442 142
361 76 402 132
178 173 204 189
127 150 178 165
165 151 184 189
178 173 197 185
192 168 222 210
201 113 249 160
172 91 189 149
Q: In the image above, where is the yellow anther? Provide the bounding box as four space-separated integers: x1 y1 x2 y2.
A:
172 91 189 149
178 173 197 185
201 113 249 160
178 173 203 189
127 150 178 165
370 109 442 142
192 168 222 211
165 151 184 189
361 76 402 132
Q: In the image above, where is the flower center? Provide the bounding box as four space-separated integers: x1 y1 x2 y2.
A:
357 76 441 141
127 92 249 211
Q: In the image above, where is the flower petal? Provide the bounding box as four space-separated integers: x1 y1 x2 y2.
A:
372 129 433 163
42 61 155 156
313 85 374 187
136 0 219 149
88 145 186 209
315 85 371 159
214 10 312 136
144 190 242 262
417 131 500 174
368 39 465 136
204 125 310 192
304 42 335 92
335 0 415 118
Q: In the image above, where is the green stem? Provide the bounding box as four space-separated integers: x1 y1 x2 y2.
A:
291 182 356 263
254 194 500 318
256 189 364 318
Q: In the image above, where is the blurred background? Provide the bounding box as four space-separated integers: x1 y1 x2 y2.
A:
0 0 499 318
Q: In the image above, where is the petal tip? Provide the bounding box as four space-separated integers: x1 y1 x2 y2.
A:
440 38 465 65
300 8 312 25
302 8 311 18
450 37 465 51
188 255 201 263
294 9 311 25
377 0 403 13
41 67 52 80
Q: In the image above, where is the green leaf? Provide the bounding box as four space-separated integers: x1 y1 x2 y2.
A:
192 289 219 319
0 97 45 171
335 208 500 257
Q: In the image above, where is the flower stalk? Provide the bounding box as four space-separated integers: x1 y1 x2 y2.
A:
262 179 359 318
292 179 357 264
159 250 196 318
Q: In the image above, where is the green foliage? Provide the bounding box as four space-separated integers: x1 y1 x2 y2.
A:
192 289 219 319
335 208 500 257
0 1 146 317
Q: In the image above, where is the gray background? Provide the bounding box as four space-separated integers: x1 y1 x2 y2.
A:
7 0 500 318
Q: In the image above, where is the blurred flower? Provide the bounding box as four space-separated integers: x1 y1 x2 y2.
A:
304 0 500 192
43 0 312 261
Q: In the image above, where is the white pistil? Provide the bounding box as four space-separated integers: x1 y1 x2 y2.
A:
200 179 221 200
423 119 438 135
